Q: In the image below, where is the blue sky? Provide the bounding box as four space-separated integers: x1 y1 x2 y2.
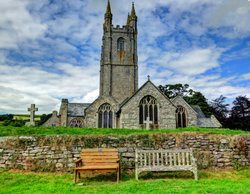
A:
0 0 250 114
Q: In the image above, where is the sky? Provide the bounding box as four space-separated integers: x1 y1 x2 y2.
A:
0 0 250 114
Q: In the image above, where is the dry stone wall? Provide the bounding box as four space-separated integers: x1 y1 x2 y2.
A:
0 134 249 172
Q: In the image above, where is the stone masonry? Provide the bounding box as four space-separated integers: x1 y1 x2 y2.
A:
0 134 249 172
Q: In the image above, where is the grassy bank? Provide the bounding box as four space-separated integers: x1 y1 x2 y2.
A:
0 126 249 137
0 169 250 194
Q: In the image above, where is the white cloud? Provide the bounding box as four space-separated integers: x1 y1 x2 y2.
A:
0 0 249 114
157 48 221 75
0 0 47 49
241 73 250 80
0 63 99 113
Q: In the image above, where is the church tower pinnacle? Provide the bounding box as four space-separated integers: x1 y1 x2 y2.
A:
104 0 112 28
99 1 138 103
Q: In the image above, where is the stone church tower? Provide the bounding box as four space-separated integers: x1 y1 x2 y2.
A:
99 1 138 103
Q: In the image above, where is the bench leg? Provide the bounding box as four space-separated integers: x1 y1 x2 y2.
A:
117 169 119 183
193 169 198 180
74 170 77 184
135 168 138 180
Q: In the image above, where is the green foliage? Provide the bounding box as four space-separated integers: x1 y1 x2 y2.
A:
0 126 249 137
0 114 14 121
159 83 194 98
158 84 213 117
38 114 52 126
3 119 25 127
185 91 213 117
0 169 250 194
228 96 250 130
210 95 229 127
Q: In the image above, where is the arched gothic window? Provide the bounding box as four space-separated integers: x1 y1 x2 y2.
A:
69 118 84 128
98 103 113 128
176 105 187 128
117 37 125 51
139 96 158 128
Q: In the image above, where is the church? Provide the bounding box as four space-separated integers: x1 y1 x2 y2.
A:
44 1 221 129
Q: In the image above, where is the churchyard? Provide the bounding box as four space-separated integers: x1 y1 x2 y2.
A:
1 167 250 194
0 126 250 194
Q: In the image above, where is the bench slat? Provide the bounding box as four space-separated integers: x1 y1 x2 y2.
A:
81 152 118 156
75 148 120 184
135 149 198 180
82 155 118 159
82 148 118 152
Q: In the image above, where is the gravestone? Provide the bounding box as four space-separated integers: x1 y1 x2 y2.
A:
25 104 38 126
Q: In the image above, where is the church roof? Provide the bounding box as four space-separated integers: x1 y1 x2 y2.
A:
119 80 176 110
171 95 198 115
191 105 206 118
67 103 91 117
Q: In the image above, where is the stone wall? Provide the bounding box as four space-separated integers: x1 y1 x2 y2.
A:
0 134 249 172
120 81 177 129
172 96 198 126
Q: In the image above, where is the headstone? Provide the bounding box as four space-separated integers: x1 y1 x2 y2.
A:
144 116 152 130
25 104 38 126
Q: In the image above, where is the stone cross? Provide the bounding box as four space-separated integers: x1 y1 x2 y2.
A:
26 104 38 126
144 116 152 130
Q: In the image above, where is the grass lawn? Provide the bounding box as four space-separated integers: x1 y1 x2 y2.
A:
0 169 250 194
13 115 41 121
0 126 249 137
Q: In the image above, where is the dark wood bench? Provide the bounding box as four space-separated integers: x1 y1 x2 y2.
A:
135 149 198 180
74 148 120 183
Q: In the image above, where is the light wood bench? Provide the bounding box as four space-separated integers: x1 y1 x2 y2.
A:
74 148 120 183
135 149 198 180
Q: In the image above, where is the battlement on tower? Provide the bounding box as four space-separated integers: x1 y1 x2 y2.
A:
112 25 128 31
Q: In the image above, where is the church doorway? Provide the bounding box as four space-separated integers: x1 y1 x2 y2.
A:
139 95 158 129
176 105 187 128
98 103 113 128
69 118 84 128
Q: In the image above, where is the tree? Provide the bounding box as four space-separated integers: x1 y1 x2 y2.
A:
210 95 229 127
158 84 212 117
158 84 194 98
38 114 52 126
0 114 13 121
228 96 250 130
185 91 213 117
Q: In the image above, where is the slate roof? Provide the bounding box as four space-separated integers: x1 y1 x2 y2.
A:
191 105 206 118
67 103 91 117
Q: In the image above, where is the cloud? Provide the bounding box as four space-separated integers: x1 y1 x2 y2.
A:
0 0 249 114
157 48 221 75
0 63 99 113
0 0 47 49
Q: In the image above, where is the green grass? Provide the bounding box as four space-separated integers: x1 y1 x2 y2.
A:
0 169 250 194
13 115 41 121
0 126 249 137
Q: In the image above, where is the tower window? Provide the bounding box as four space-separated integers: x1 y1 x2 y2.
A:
117 37 125 51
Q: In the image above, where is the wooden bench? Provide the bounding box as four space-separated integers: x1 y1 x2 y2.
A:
135 149 198 180
74 148 120 183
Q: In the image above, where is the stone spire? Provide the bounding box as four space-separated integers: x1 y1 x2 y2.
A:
126 13 130 25
130 2 137 19
129 2 137 31
105 0 112 17
104 0 112 28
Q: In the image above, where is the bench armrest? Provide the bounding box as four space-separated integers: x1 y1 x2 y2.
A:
75 159 83 167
